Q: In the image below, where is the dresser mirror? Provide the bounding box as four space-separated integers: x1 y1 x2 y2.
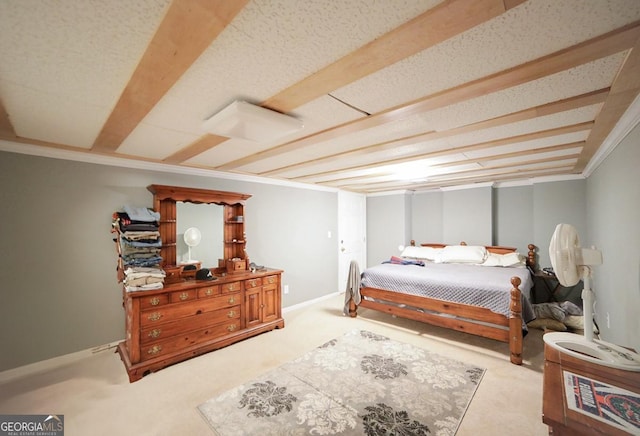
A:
176 201 223 266
147 184 251 273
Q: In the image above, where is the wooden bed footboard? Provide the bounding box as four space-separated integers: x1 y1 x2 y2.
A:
348 276 524 365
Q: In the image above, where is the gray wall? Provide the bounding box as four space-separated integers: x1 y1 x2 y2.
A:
374 182 586 267
411 191 443 244
443 186 493 245
493 185 533 252
0 151 338 371
587 122 640 351
366 194 411 266
533 180 586 269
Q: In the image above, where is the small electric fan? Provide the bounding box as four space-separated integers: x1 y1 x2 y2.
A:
543 223 640 371
182 227 202 264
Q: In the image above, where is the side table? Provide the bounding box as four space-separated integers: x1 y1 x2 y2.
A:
543 338 640 435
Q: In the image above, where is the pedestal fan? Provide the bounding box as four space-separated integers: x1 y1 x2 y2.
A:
543 223 640 371
182 227 201 264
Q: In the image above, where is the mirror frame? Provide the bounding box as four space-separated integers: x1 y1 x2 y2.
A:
147 184 251 272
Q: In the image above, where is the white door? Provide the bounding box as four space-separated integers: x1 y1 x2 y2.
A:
338 190 366 293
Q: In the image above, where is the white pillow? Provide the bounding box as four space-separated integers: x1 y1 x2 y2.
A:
499 252 525 267
400 246 442 261
478 252 526 267
439 245 487 264
480 252 502 267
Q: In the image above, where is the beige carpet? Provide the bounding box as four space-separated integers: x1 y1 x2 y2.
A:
0 293 549 435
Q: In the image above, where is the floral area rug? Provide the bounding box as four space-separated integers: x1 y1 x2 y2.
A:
197 329 485 435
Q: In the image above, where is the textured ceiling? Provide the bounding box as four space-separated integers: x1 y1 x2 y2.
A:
1 0 640 193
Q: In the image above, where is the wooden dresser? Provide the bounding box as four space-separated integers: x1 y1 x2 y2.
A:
117 269 283 382
115 184 284 382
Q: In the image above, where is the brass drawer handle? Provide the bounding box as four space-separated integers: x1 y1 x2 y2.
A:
226 284 235 291
205 288 214 296
148 345 162 355
179 292 189 301
148 329 161 339
227 310 236 318
150 297 161 306
227 324 237 332
267 277 275 284
228 296 236 304
147 312 162 322
248 280 257 287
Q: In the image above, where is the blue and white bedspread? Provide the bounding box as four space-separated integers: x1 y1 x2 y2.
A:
360 262 535 323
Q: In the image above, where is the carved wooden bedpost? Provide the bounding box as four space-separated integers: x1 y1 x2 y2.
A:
509 276 523 365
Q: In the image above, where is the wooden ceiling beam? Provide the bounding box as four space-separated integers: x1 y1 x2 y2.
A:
575 34 640 171
163 0 516 165
323 141 585 187
261 0 523 113
91 0 248 153
261 89 608 177
434 142 584 168
292 122 593 183
218 21 639 171
349 166 573 192
163 134 228 164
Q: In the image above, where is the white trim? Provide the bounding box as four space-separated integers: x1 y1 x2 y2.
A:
0 140 338 193
493 179 533 188
366 189 411 197
282 291 341 314
583 92 640 177
411 187 442 194
494 174 585 188
530 174 584 184
440 182 494 191
0 341 120 384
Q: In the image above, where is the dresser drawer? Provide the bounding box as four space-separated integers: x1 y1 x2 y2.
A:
139 293 169 309
170 289 197 303
263 275 278 286
220 281 241 294
197 284 220 298
244 278 262 289
140 319 242 361
140 305 241 345
140 292 240 328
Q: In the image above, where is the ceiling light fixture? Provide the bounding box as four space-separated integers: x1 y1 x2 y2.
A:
202 101 304 142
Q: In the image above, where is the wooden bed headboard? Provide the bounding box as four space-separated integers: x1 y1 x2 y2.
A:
409 240 537 270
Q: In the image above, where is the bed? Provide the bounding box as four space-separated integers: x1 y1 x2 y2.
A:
346 241 537 365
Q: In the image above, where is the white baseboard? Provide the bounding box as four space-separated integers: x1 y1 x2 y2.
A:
0 340 121 384
282 291 342 314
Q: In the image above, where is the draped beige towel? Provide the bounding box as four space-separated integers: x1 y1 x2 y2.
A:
342 260 361 315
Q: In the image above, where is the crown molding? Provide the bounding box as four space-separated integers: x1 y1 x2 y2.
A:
0 140 337 193
439 182 495 192
583 92 640 177
366 189 413 197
